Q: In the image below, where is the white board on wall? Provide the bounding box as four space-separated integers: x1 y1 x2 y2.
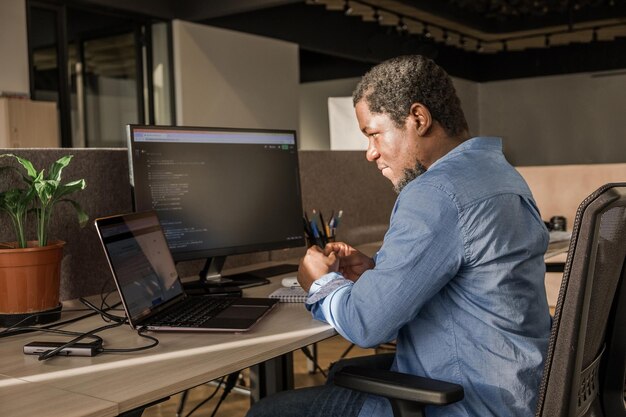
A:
328 97 366 150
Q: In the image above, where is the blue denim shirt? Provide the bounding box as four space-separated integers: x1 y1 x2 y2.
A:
306 137 551 417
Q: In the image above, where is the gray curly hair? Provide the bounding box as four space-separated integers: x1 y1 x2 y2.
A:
353 55 468 137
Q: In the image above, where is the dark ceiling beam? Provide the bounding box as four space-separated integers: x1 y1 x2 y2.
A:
203 3 476 67
66 0 175 20
299 51 376 82
173 0 303 21
477 38 626 82
54 0 626 83
393 0 626 34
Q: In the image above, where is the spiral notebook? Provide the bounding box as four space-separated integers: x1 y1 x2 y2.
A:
269 287 308 303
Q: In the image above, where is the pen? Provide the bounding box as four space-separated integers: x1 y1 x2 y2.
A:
310 218 320 239
319 211 328 246
302 217 313 238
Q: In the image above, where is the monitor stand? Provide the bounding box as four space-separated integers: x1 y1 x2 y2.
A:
181 256 299 295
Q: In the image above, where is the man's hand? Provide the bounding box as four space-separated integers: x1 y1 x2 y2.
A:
297 245 339 292
325 242 375 282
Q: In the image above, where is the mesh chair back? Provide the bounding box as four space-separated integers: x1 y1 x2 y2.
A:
535 183 626 417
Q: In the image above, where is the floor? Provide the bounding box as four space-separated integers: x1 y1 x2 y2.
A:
143 335 376 417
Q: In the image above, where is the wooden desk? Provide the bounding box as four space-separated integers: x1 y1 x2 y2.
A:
0 239 571 416
0 375 117 417
0 273 335 416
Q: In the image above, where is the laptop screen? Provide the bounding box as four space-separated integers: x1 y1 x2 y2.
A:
96 211 184 322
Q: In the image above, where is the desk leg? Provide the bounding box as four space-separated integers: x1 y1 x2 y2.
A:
249 352 294 404
305 343 318 374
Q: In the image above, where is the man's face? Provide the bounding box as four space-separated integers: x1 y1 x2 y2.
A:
355 100 425 191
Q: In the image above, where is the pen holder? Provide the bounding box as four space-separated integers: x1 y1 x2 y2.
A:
303 209 342 249
306 236 335 249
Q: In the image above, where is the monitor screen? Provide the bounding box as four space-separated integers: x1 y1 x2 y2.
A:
126 125 305 265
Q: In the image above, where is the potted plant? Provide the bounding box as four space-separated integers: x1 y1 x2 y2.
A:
0 154 87 326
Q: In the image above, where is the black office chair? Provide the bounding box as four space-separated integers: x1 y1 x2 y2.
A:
332 183 626 417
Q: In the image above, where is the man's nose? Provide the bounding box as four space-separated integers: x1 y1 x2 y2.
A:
366 141 379 162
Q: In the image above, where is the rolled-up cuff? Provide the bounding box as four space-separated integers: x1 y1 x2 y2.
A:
306 272 352 305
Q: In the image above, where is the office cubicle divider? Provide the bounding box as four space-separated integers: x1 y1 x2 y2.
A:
0 148 395 301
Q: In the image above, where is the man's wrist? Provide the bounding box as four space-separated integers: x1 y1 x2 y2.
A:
306 272 352 305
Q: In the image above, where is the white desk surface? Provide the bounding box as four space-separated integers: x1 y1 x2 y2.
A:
0 241 569 416
0 374 118 417
0 268 335 416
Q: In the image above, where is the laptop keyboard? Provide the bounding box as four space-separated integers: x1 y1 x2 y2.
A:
148 297 235 327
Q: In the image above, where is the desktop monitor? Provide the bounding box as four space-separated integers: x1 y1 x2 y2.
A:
126 124 305 290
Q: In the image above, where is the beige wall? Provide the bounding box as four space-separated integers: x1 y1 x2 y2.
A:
306 69 625 167
517 163 626 229
452 76 480 137
0 0 29 96
172 20 299 132
480 71 626 166
517 163 626 309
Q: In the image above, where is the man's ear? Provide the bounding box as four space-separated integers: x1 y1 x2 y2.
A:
409 103 432 136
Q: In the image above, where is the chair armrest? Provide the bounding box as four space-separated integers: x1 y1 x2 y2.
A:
333 366 464 406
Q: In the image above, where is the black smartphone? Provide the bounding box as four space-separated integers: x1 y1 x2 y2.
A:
23 341 101 357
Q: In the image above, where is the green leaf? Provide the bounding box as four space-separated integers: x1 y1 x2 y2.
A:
2 153 87 244
34 180 57 206
48 155 73 182
0 155 34 183
0 187 33 248
53 179 86 200
0 154 38 180
61 199 89 228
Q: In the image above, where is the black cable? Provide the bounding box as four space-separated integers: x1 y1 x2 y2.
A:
300 347 328 378
1 286 157 360
183 377 225 417
75 302 159 354
7 325 104 343
0 308 95 338
37 321 125 361
209 371 241 417
79 297 126 323
0 299 123 339
99 275 114 310
100 289 118 312
63 300 158 355
32 298 158 360
99 328 159 353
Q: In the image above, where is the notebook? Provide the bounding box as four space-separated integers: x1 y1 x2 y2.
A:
269 287 308 303
95 211 278 332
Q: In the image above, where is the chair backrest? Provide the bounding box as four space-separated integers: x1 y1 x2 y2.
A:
535 183 626 417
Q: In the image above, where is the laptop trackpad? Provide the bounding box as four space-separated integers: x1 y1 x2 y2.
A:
214 306 268 320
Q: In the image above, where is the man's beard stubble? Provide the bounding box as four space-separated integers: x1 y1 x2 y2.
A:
393 162 428 194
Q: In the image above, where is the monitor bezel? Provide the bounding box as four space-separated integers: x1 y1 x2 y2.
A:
126 124 305 263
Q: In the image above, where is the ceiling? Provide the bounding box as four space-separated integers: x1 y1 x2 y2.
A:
75 0 626 81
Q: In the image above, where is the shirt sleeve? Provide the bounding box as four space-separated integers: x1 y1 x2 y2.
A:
305 182 465 348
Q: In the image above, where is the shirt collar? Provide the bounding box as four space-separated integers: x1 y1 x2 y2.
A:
428 136 502 170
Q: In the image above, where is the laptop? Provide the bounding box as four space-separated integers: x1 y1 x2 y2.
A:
95 211 278 332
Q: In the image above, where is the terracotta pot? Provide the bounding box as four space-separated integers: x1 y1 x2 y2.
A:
0 240 65 314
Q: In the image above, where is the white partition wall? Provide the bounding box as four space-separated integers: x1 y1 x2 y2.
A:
318 70 625 165
479 71 626 165
0 0 29 96
172 20 299 132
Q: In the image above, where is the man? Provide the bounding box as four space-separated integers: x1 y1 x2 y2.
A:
247 55 551 417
